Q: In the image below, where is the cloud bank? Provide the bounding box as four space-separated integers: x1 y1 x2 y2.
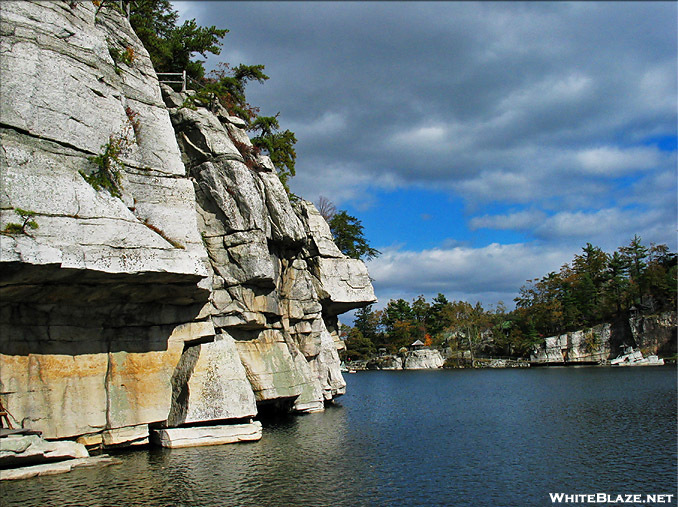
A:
175 1 677 310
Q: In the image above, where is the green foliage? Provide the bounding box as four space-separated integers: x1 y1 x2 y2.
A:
354 304 381 343
81 122 136 198
513 236 676 339
128 0 227 80
342 326 376 361
339 236 676 362
2 208 39 235
108 40 136 75
2 223 24 234
329 210 380 261
186 63 268 121
250 114 297 191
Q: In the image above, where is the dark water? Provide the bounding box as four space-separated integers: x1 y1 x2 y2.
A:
3 367 676 507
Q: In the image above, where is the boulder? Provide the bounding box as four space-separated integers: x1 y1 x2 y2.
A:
0 455 120 481
0 434 88 468
403 349 444 369
166 336 257 427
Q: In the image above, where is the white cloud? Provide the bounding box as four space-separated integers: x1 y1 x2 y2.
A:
455 170 538 204
389 124 448 151
498 72 594 118
575 146 661 175
468 206 674 251
470 210 546 231
638 62 678 114
531 208 676 253
366 242 575 309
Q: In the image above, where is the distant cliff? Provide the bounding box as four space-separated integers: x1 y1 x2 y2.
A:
530 311 676 364
0 1 375 447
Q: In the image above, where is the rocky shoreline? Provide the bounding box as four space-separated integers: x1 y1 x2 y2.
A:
345 312 676 371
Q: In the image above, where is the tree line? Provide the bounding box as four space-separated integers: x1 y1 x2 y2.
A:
343 236 676 361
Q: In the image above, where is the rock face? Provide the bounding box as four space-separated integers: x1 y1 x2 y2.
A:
530 324 612 364
164 86 375 414
0 1 375 447
366 351 444 370
629 311 676 357
530 312 676 364
403 349 444 369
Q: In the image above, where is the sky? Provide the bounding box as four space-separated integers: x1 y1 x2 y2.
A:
174 1 677 313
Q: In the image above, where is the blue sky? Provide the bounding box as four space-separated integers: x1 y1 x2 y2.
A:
174 1 677 311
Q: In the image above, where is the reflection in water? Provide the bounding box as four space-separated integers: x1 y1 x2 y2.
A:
3 367 676 507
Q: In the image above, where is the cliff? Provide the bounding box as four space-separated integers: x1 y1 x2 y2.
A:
365 350 444 370
0 1 375 448
530 312 676 364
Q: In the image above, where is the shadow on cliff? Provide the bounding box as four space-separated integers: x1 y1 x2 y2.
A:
0 263 208 355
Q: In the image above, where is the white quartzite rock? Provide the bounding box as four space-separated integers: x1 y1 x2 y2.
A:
151 421 262 448
530 324 611 363
1 0 378 451
0 1 210 444
167 336 257 427
403 349 444 369
0 455 121 481
0 434 88 468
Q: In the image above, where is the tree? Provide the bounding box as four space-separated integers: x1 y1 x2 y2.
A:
342 327 376 361
316 196 337 222
382 299 413 330
644 243 677 311
441 301 492 362
571 243 609 325
195 63 269 121
620 235 649 308
427 293 452 338
515 272 566 336
354 304 380 344
250 114 297 192
410 295 430 341
604 251 630 314
381 299 415 351
128 0 227 79
329 210 380 260
490 301 514 355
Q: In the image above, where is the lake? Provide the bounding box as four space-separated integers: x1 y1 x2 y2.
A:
3 366 676 506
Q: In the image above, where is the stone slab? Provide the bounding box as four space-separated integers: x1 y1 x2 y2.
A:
151 421 262 448
0 455 121 481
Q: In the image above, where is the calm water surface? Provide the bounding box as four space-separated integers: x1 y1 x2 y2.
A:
3 367 676 506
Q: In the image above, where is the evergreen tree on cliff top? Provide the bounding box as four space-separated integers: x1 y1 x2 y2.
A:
128 0 227 79
123 0 298 192
329 211 380 261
